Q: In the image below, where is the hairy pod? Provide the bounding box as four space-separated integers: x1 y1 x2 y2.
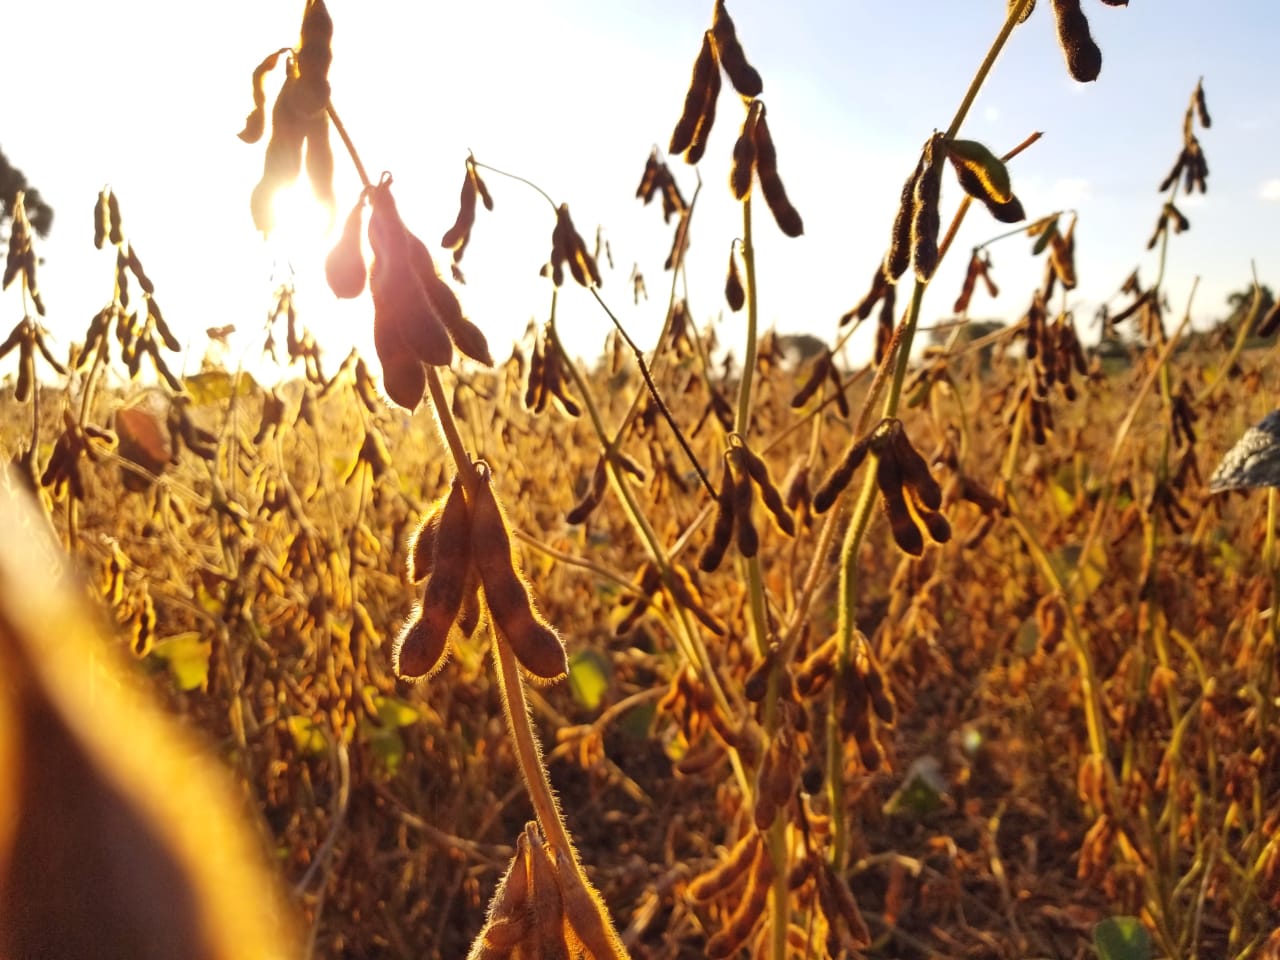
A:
739 444 795 537
566 456 608 525
554 204 602 289
407 231 492 366
710 0 763 97
93 191 108 249
782 458 810 515
407 504 443 582
812 434 871 514
325 196 367 299
670 32 718 159
442 164 479 251
889 426 942 510
370 253 453 370
1194 79 1211 128
525 834 569 957
698 457 737 573
884 150 925 281
752 108 804 237
396 479 472 679
667 564 727 636
705 838 773 958
955 252 980 314
743 645 777 703
910 135 943 281
1050 0 1102 83
730 454 758 558
876 452 925 556
250 75 308 234
729 109 758 201
553 847 629 960
691 834 757 901
857 267 891 326
790 351 830 409
238 49 285 144
722 242 745 309
470 463 568 681
860 656 895 725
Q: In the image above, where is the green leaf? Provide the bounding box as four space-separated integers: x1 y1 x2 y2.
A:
286 715 328 756
183 370 258 405
1030 215 1060 256
149 631 212 691
945 139 1013 204
568 649 610 712
883 756 947 817
371 692 420 729
367 728 406 776
1093 917 1152 960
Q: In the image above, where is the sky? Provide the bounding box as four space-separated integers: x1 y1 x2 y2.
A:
3 0 1278 384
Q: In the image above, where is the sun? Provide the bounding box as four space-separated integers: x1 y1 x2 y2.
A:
263 179 339 273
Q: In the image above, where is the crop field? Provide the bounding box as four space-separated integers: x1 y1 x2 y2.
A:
2 2 1279 959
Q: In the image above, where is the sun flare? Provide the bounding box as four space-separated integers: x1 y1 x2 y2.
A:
264 180 338 270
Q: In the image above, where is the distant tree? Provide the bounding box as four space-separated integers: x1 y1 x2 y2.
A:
1223 282 1275 337
777 332 826 367
0 148 54 238
929 317 1006 370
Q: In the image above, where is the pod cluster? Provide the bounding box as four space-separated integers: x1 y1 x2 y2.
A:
953 250 1000 314
466 822 625 960
524 323 582 418
813 418 951 557
727 102 804 237
1014 0 1128 84
395 463 568 684
439 154 495 284
542 203 601 289
325 177 493 411
699 442 796 573
634 148 688 224
667 2 803 237
1157 80 1211 197
789 349 849 418
241 0 336 233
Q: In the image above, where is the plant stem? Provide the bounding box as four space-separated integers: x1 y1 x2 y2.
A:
825 0 1034 870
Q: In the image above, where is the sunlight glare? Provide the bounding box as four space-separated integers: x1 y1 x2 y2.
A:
264 180 338 272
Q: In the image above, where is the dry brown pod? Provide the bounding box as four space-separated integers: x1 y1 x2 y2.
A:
710 0 763 98
687 832 760 902
406 231 493 366
566 456 608 525
790 351 831 409
884 149 926 281
670 31 719 160
812 433 871 514
1050 0 1102 83
739 443 796 537
876 451 925 556
441 162 478 252
724 242 745 311
729 108 758 201
698 457 737 573
395 480 473 680
470 462 568 681
752 107 803 237
910 134 943 281
325 195 367 299
705 837 773 958
730 454 759 559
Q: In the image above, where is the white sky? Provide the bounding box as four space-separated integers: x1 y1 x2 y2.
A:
3 1 1278 383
